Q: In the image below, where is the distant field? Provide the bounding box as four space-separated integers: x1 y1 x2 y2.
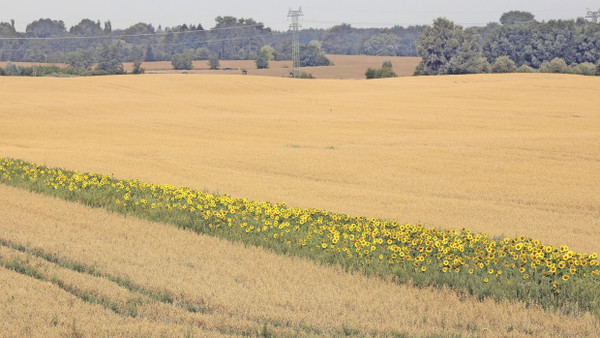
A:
0 54 421 79
123 55 421 79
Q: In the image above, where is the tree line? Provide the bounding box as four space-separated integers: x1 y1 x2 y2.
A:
416 11 600 75
0 18 268 63
2 11 600 76
0 17 424 69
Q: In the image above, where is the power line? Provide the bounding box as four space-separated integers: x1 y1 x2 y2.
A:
0 34 267 57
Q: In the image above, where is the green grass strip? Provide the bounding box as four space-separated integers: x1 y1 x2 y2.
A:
1 157 599 317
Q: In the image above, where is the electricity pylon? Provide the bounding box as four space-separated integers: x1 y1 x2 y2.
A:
288 7 303 78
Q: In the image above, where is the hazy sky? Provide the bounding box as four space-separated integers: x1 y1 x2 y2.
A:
4 0 600 32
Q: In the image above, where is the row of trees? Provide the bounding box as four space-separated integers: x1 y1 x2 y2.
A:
319 24 426 56
0 42 128 76
488 55 599 75
416 12 600 75
0 17 425 65
0 17 271 63
168 40 331 71
4 12 600 77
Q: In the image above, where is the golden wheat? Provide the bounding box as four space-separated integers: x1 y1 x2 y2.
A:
1 73 599 335
0 268 221 337
0 73 598 253
1 184 599 336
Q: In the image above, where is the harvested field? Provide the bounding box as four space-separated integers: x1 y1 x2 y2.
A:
1 184 598 336
0 73 598 253
1 55 420 79
128 54 421 78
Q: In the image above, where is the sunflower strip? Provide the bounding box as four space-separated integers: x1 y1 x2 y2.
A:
1 157 599 316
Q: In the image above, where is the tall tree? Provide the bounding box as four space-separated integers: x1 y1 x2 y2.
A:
210 16 269 60
441 27 488 74
531 20 577 65
145 45 155 62
321 23 357 54
103 21 112 34
362 32 403 56
70 19 103 36
500 11 535 25
574 23 600 64
483 19 580 67
25 18 66 38
255 45 274 69
65 49 95 71
95 42 124 74
122 22 155 36
168 23 206 54
171 50 193 70
415 18 486 75
0 21 17 36
482 23 535 66
298 40 331 67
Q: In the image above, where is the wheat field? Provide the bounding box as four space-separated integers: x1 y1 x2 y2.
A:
1 184 599 336
1 73 599 334
1 73 598 252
